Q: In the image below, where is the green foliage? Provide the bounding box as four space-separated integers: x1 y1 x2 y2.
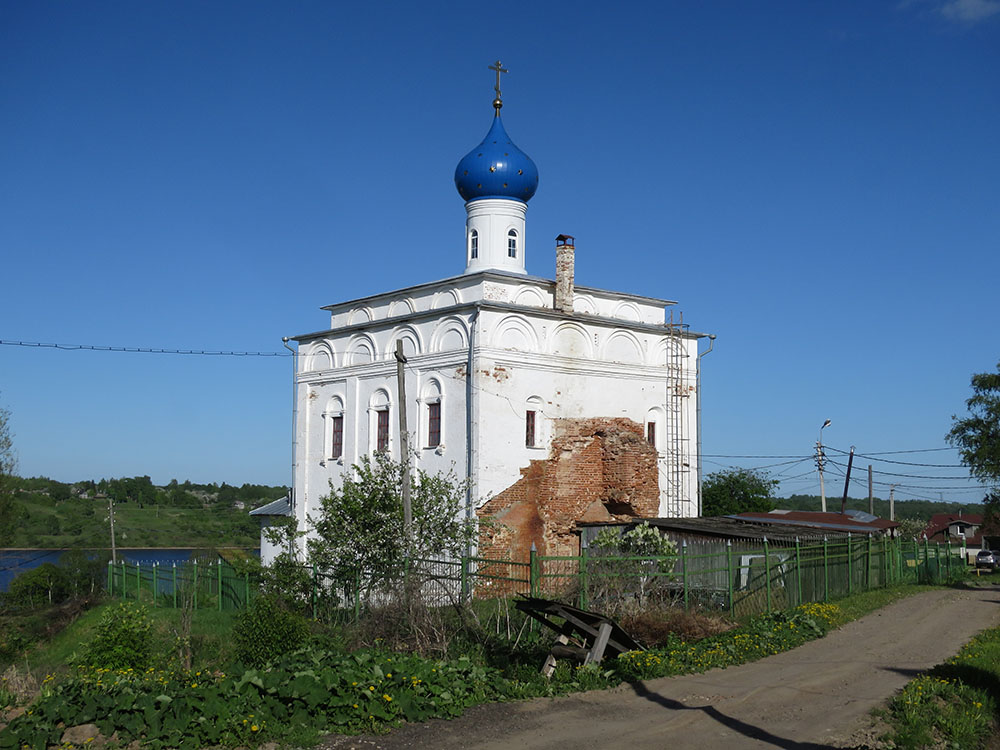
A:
948 360 1000 488
592 521 677 557
308 453 476 580
4 564 71 607
83 602 153 670
882 624 1000 748
232 595 309 667
0 399 17 547
615 602 841 681
702 467 778 517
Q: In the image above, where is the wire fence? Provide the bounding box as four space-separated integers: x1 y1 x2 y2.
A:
104 536 968 621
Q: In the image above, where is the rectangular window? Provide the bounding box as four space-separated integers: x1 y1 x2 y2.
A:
647 422 656 447
427 402 441 447
525 410 536 448
376 409 389 452
331 416 344 459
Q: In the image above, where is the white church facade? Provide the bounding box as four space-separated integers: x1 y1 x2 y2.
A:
261 68 712 564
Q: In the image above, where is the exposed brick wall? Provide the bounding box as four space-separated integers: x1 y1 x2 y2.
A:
477 417 659 584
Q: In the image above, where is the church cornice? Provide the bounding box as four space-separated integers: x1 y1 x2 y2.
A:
318 270 678 313
293 299 710 345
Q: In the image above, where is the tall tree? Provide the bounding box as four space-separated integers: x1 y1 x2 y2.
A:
0 399 18 545
702 467 778 517
947 361 1000 530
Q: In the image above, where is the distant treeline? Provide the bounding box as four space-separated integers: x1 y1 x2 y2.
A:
12 475 288 510
780 494 984 520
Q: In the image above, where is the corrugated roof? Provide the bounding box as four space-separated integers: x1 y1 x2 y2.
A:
577 516 845 543
732 510 898 534
249 495 291 516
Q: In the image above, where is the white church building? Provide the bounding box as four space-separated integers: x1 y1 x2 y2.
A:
256 68 712 564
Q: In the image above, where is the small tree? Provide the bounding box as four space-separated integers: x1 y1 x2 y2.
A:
307 453 476 586
0 399 18 547
701 467 778 517
947 361 1000 534
590 522 678 613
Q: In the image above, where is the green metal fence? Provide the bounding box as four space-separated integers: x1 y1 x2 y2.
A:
103 537 965 620
106 558 252 611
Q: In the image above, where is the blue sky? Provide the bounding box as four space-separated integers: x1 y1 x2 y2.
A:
1 1 997 504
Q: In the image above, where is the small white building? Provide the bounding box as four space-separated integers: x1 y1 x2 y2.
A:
262 75 713 564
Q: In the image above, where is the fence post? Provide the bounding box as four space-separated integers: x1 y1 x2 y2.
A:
579 541 589 611
107 561 113 597
847 533 853 595
682 540 689 611
193 559 198 610
795 537 802 606
121 560 126 599
172 564 178 608
217 562 223 612
529 543 538 598
882 535 888 586
763 537 771 613
923 536 929 582
947 538 952 580
823 537 829 602
460 555 469 603
152 563 158 606
244 571 250 608
897 537 903 582
867 534 873 589
727 540 735 618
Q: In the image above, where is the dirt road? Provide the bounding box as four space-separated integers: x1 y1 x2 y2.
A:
321 585 1000 749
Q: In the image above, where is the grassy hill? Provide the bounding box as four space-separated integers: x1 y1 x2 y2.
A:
5 476 287 548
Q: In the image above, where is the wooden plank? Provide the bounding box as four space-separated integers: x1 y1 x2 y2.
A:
584 621 614 665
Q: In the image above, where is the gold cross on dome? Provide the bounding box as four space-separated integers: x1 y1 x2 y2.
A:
488 60 508 112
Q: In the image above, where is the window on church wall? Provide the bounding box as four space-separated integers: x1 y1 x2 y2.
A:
525 410 536 448
647 422 656 447
427 402 441 448
331 416 344 459
508 229 517 258
470 230 478 259
376 409 390 453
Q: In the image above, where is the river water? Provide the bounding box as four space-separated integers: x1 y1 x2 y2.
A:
0 548 260 591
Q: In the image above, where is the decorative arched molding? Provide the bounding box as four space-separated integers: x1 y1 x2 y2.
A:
490 314 539 352
348 306 374 325
369 388 391 409
650 336 685 366
602 330 644 364
305 342 334 371
388 298 415 318
322 395 346 464
430 316 469 352
550 321 594 359
418 377 445 451
612 301 642 322
345 334 376 366
573 294 597 316
513 286 546 308
431 289 461 309
385 325 422 359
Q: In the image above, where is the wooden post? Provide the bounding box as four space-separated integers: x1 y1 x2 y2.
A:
218 561 224 612
681 540 689 611
868 465 874 515
823 537 829 602
847 533 853 595
395 340 412 544
795 537 802 607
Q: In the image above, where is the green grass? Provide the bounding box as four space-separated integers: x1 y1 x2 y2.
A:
880 623 1000 748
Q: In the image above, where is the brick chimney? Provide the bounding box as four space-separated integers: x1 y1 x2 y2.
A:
555 234 575 314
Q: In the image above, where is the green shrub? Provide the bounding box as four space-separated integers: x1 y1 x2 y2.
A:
84 603 152 669
5 564 71 607
232 594 309 667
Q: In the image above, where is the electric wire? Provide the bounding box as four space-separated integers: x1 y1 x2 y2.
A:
0 339 291 357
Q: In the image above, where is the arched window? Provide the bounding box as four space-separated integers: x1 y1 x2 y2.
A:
324 396 345 461
470 230 479 259
507 229 517 258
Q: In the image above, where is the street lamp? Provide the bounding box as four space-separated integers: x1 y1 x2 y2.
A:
818 420 831 512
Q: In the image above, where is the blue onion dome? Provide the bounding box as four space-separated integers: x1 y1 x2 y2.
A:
455 114 539 203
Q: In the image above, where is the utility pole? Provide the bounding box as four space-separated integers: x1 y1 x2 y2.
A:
395 340 412 545
868 464 874 515
817 419 831 512
840 445 855 515
108 495 117 563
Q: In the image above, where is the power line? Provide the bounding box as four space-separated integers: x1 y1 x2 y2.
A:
0 339 292 357
825 445 963 468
